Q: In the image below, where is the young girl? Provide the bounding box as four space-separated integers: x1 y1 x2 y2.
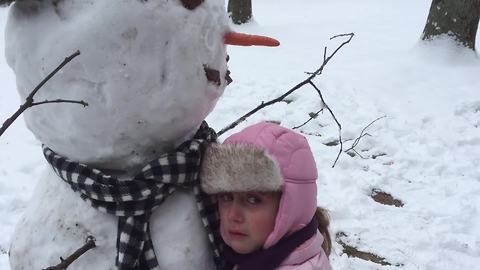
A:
201 122 333 270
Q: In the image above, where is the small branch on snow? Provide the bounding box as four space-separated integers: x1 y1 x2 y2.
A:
0 50 86 138
344 115 386 158
43 236 96 270
218 33 354 167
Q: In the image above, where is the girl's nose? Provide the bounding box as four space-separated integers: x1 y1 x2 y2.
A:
228 201 244 223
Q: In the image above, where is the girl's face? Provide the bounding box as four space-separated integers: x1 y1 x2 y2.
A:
218 191 280 254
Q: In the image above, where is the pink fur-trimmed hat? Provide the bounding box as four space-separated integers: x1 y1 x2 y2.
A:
200 122 318 248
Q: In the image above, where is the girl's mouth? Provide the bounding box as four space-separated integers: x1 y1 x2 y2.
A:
228 230 248 238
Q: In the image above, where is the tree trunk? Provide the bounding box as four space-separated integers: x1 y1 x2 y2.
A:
421 0 480 50
228 0 252 25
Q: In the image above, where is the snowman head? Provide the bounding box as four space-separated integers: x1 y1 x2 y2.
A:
4 0 278 172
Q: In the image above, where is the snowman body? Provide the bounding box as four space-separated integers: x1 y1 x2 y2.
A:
10 170 215 270
5 0 229 269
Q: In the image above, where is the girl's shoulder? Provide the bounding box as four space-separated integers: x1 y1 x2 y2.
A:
277 232 332 270
276 253 332 270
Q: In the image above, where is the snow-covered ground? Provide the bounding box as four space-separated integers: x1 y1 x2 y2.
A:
1 0 479 269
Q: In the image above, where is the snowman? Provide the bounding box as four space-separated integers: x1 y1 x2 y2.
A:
2 0 278 269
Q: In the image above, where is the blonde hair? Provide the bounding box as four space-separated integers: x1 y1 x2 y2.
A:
314 207 332 256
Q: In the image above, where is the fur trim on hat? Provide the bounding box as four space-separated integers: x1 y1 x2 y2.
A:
200 144 283 194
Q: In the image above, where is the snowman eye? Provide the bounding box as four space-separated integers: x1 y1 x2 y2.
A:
181 0 203 10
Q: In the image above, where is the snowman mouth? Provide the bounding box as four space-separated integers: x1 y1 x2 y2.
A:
181 0 203 10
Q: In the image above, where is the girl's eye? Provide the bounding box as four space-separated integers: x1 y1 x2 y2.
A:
246 195 262 205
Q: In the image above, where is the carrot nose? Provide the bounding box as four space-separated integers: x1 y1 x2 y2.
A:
224 32 280 47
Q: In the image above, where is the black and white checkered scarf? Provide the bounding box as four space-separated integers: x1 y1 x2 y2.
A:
42 121 224 270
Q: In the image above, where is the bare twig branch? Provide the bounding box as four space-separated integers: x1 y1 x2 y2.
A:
293 109 323 130
309 33 354 77
31 99 88 107
43 236 96 270
218 33 354 137
331 33 355 40
309 81 343 167
344 116 386 156
0 50 84 138
217 80 312 136
350 148 368 159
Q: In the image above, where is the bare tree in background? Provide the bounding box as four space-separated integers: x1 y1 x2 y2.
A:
228 0 252 25
421 0 480 50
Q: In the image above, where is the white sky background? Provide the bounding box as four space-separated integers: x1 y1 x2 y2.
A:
1 0 480 269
